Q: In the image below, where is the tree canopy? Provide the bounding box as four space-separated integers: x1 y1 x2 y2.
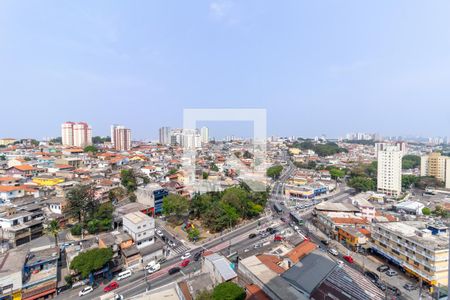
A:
348 176 376 192
83 145 98 153
328 167 346 179
121 169 138 193
70 248 113 278
402 155 420 170
266 165 283 179
212 282 246 300
92 136 111 144
66 184 98 224
163 194 190 224
293 141 348 157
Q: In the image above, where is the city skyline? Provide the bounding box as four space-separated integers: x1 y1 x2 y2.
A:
1 1 450 139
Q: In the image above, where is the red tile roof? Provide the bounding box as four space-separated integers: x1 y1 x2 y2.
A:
14 165 34 171
246 284 271 300
286 240 317 264
256 255 286 274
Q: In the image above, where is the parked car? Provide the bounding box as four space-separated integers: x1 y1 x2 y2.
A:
248 233 257 239
274 235 283 242
386 269 398 277
403 283 417 291
157 257 167 264
147 263 161 274
117 270 132 280
168 240 176 247
181 252 191 260
343 255 354 263
374 280 386 291
387 285 401 296
321 239 330 245
364 271 379 283
181 259 190 268
266 227 273 232
156 230 164 237
328 248 339 256
78 286 94 297
253 243 262 249
103 281 119 293
377 265 390 272
194 252 202 261
144 261 156 270
168 267 181 275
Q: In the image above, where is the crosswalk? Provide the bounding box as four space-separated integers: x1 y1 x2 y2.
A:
155 226 190 255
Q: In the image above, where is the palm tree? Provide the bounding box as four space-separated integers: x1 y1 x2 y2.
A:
45 219 61 247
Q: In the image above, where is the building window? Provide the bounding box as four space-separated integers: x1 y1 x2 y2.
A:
392 250 400 255
424 266 430 272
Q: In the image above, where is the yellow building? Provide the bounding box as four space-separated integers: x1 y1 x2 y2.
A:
289 148 301 155
371 221 449 287
337 226 368 251
287 177 308 186
421 152 450 188
0 138 16 146
32 177 65 186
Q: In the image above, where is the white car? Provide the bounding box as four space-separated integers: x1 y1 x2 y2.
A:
78 286 93 297
386 269 398 277
156 230 164 237
145 260 156 270
168 240 176 247
181 252 191 260
147 263 161 274
328 248 339 256
293 225 299 230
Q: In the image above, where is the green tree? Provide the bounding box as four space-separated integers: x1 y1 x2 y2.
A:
92 136 111 144
203 172 209 179
188 227 200 241
210 163 219 172
266 165 283 179
70 248 113 278
422 207 431 216
402 175 419 189
71 224 82 236
212 282 246 300
190 193 213 219
45 219 61 247
243 150 253 159
66 184 98 224
83 145 98 153
64 275 73 287
348 176 376 192
402 155 421 170
121 169 137 193
329 168 345 179
162 194 189 224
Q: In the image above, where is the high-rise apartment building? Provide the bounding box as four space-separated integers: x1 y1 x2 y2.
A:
371 221 448 287
61 122 92 147
377 145 403 197
375 141 407 157
420 152 450 189
200 126 209 144
111 125 131 151
182 129 201 150
159 126 171 145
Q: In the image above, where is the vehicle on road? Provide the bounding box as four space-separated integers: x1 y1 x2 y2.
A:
248 233 257 239
328 248 338 256
103 281 119 293
147 263 161 274
266 227 273 233
273 203 283 213
274 235 283 242
244 248 250 253
168 240 176 247
181 259 190 267
181 252 191 260
168 267 181 275
374 280 386 291
321 239 330 245
144 261 156 270
337 260 344 267
364 271 379 283
387 285 401 296
403 283 417 291
79 286 94 297
377 265 390 272
385 269 398 277
194 252 202 261
343 255 354 263
156 230 164 237
157 257 167 264
253 243 262 249
117 270 132 280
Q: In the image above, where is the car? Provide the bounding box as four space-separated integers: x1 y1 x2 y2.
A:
364 271 379 283
147 263 161 274
144 261 156 270
156 230 164 237
168 240 176 247
337 260 344 267
321 239 330 245
385 269 398 277
193 252 202 261
115 295 124 300
244 248 250 253
377 265 390 272
117 270 132 280
274 235 283 242
293 225 299 230
253 243 262 249
374 280 386 291
168 267 181 275
181 259 190 267
328 248 339 256
269 228 277 234
266 227 273 232
181 252 191 260
78 286 94 297
248 233 257 239
403 283 417 291
343 255 354 263
103 281 119 293
157 257 167 264
387 285 401 296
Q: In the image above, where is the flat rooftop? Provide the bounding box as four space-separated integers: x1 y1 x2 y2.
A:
123 211 152 224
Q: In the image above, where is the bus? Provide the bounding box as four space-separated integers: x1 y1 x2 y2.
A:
290 211 304 225
273 203 283 213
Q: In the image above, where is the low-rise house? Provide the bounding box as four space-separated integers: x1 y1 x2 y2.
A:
122 211 155 249
337 226 369 252
202 253 237 285
0 248 28 300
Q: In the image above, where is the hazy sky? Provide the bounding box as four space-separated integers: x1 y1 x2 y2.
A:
1 1 450 140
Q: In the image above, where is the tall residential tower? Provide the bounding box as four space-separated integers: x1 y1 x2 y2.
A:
111 125 131 151
61 122 92 147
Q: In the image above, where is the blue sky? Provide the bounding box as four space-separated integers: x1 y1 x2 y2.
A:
1 1 450 140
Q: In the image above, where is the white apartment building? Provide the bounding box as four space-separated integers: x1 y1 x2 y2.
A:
61 122 92 147
122 211 155 249
420 152 450 189
159 127 171 145
377 145 403 197
182 129 201 150
111 125 131 151
200 126 209 144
